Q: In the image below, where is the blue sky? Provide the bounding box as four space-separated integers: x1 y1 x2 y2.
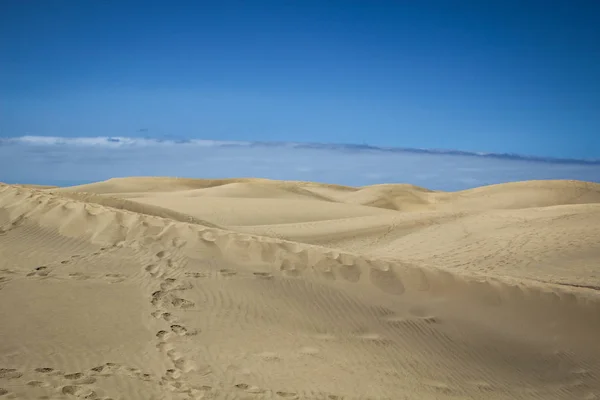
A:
1 1 599 189
1 0 599 159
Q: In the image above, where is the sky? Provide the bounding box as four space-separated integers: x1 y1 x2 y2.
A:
1 1 599 188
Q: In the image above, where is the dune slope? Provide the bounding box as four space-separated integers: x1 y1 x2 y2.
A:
1 178 599 400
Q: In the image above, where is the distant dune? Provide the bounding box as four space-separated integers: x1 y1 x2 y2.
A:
1 177 599 399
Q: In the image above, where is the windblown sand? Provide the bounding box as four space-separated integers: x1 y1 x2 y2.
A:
1 177 599 400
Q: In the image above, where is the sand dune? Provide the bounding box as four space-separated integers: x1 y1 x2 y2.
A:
1 178 599 400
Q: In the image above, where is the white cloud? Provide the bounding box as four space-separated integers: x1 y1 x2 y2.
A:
1 136 252 148
1 136 599 191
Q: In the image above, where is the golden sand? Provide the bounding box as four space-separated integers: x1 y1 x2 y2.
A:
1 177 599 399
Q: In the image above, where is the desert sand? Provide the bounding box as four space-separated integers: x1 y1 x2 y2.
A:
1 177 599 400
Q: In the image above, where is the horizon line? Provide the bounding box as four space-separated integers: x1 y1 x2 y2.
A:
1 135 599 166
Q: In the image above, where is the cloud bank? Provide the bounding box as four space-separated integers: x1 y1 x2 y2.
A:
1 136 599 191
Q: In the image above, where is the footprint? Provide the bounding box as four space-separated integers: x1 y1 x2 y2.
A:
253 272 273 279
156 330 170 339
138 373 152 381
145 264 160 274
162 312 175 322
276 392 299 398
159 279 176 290
235 384 265 394
191 385 213 391
0 388 8 396
151 311 176 322
164 369 180 381
184 272 206 278
89 363 121 377
171 357 196 373
155 251 165 259
171 297 194 309
125 367 141 375
29 266 50 277
0 368 22 379
101 363 121 373
219 269 237 277
64 373 84 380
61 385 96 398
157 341 174 353
34 367 54 374
150 291 165 306
167 381 185 391
170 325 188 336
152 291 194 308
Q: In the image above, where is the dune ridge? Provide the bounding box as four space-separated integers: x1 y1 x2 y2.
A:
2 182 597 295
53 177 600 287
57 177 600 210
1 178 599 400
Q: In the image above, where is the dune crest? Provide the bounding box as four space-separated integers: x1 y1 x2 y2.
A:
1 178 599 400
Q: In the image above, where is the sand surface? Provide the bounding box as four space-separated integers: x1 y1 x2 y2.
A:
1 177 599 400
